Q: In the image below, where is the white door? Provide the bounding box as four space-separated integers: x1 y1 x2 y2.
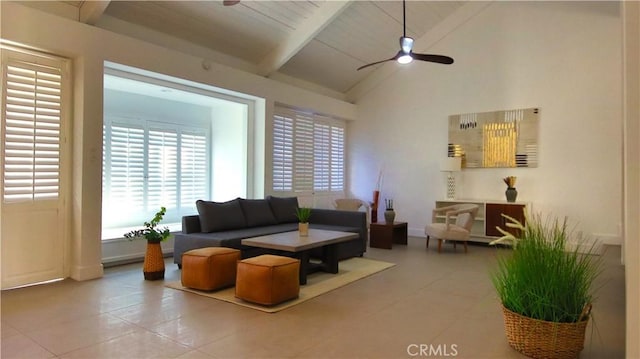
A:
1 47 69 289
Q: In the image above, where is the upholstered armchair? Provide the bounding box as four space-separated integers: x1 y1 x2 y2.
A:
425 204 479 253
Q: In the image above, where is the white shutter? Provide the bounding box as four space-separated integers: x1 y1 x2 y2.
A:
272 108 346 194
108 124 145 214
102 117 210 232
272 115 293 191
3 62 61 202
294 114 314 192
148 127 178 210
313 123 330 191
330 125 344 191
180 131 208 208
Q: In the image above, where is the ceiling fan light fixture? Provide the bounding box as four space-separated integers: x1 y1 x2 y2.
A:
400 37 414 53
397 54 413 64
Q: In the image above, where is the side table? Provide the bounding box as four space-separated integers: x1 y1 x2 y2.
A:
369 222 408 249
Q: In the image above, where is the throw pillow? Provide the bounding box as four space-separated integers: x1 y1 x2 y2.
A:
266 195 299 224
240 199 278 227
196 198 247 232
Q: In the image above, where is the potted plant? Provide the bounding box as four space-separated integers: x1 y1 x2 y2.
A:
490 212 602 359
384 198 395 224
295 207 312 236
124 206 172 280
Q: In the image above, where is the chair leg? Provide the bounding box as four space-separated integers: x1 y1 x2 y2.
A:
464 241 468 253
453 241 457 251
426 235 430 249
438 239 442 253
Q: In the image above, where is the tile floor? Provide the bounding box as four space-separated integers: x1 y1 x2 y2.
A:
1 238 625 359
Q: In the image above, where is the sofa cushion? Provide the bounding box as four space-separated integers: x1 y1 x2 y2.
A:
240 199 278 227
196 198 246 232
266 196 299 224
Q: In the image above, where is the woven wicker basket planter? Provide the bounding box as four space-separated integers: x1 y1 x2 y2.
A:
143 242 165 280
501 305 590 359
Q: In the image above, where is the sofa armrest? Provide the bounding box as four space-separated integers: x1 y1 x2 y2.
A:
310 208 367 240
309 208 368 259
182 215 201 234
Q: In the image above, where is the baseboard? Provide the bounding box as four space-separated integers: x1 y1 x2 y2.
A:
591 233 621 246
70 263 104 281
408 227 426 238
102 251 174 268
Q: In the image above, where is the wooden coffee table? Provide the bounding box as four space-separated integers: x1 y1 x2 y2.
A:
241 229 358 285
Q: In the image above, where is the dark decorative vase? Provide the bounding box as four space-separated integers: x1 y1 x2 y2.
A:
505 187 518 203
384 210 396 224
371 208 378 223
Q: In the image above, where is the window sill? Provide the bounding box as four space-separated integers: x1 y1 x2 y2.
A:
102 222 182 241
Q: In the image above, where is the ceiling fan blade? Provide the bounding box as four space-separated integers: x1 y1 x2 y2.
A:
356 54 400 71
223 0 240 6
412 53 454 65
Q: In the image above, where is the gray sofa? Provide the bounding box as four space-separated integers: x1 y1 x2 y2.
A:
173 196 368 267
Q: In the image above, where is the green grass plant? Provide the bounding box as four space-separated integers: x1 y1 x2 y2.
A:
490 212 602 323
295 207 312 223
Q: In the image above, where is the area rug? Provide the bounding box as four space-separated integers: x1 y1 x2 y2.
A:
165 257 395 313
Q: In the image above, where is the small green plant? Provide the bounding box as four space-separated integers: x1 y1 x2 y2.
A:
490 212 602 323
295 207 312 223
124 207 172 243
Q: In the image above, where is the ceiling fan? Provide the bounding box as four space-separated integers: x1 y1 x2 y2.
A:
223 0 240 6
357 0 454 71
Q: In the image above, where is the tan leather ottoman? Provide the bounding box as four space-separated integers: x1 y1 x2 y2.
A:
235 254 300 306
181 247 241 291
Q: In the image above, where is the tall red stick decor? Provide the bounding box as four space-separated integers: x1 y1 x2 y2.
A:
371 190 380 223
371 169 383 223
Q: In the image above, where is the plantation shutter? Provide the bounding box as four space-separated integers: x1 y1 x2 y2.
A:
3 61 62 202
148 127 178 210
180 131 207 208
294 115 314 192
330 125 344 191
102 116 210 231
106 123 145 211
272 115 293 191
272 108 345 194
313 122 330 191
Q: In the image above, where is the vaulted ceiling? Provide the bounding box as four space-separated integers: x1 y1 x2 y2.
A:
25 1 468 99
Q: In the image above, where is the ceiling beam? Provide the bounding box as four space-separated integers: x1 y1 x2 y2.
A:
257 0 352 77
79 1 111 25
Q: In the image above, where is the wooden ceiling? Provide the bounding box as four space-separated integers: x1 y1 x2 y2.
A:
25 1 467 97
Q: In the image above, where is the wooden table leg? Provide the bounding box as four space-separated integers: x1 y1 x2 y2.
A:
296 251 310 285
323 243 339 274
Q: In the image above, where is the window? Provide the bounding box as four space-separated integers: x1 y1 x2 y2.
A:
2 58 63 203
102 116 209 232
272 108 345 193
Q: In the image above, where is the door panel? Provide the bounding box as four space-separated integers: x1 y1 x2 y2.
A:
1 203 63 288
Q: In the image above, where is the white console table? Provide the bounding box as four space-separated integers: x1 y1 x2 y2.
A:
434 199 528 243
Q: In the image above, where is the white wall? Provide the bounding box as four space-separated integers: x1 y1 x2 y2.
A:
349 1 623 242
0 2 356 280
210 103 248 201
